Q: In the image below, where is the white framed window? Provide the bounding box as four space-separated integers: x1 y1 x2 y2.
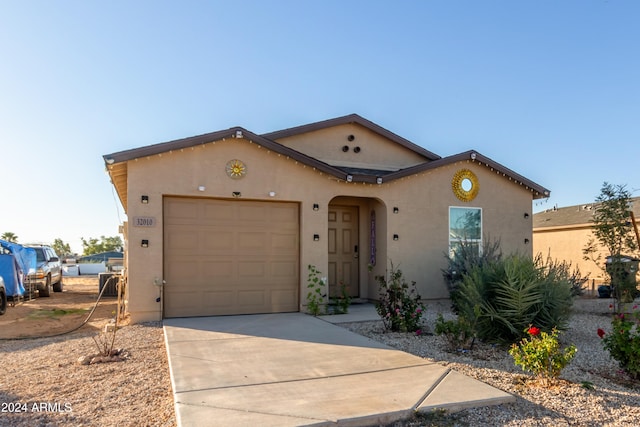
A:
449 207 482 257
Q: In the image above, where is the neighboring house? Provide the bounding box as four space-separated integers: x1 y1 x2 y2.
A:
78 251 124 263
104 114 550 323
533 197 640 290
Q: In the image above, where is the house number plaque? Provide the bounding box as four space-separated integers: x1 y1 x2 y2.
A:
133 216 156 227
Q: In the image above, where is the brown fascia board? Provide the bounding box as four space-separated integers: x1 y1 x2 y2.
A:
103 127 348 179
383 150 551 199
261 113 442 161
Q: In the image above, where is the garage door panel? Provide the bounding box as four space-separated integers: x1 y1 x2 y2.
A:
272 261 297 278
237 232 268 250
165 259 200 280
203 230 234 251
271 233 298 251
270 205 299 222
164 197 299 317
238 261 266 277
166 230 199 250
165 199 198 222
271 289 298 309
237 290 266 307
203 202 235 222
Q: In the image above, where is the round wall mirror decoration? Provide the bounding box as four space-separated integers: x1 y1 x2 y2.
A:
452 169 479 202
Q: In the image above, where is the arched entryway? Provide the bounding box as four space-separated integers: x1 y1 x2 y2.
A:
328 196 386 301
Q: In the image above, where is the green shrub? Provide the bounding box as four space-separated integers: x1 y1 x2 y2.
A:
598 305 640 379
329 282 351 314
453 253 574 343
442 238 502 305
375 262 425 333
509 326 577 386
306 265 327 316
434 312 477 351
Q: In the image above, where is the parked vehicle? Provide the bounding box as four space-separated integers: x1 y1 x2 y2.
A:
0 275 6 315
25 245 63 297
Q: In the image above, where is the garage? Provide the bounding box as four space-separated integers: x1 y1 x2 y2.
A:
163 197 300 317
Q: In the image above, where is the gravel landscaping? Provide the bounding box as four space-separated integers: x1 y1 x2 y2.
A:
0 323 175 427
1 297 638 426
341 299 640 427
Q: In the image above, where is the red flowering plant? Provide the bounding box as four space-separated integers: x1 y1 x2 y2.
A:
598 304 640 380
374 262 425 333
509 326 577 386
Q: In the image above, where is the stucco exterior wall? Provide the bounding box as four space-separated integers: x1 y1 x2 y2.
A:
275 123 427 170
121 137 537 323
534 225 610 286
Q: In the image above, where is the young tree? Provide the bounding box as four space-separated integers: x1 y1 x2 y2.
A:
52 238 72 258
81 235 123 256
1 232 18 243
583 182 638 304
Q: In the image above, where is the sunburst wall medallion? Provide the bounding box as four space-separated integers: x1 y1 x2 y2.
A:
225 159 247 179
452 169 479 202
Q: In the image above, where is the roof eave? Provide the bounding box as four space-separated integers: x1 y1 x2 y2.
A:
262 113 442 161
382 150 551 199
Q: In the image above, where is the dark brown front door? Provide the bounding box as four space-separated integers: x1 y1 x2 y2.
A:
328 205 359 298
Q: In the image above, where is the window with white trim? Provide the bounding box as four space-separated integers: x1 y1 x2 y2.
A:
449 207 482 257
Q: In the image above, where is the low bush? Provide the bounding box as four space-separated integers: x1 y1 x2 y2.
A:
375 262 425 333
509 326 577 386
434 312 477 351
598 305 640 380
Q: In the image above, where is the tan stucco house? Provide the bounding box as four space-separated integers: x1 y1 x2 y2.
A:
104 114 550 323
533 197 640 291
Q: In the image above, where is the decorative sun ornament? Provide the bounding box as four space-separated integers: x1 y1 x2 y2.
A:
225 159 247 179
452 169 479 202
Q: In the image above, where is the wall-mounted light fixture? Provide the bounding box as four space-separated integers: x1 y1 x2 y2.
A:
232 191 241 198
346 174 353 182
141 239 149 248
393 234 399 241
141 195 149 204
524 238 530 244
198 185 206 192
313 234 320 241
524 212 530 218
313 203 319 211
376 177 383 185
393 207 399 214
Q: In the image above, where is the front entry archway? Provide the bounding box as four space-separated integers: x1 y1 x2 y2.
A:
327 196 387 302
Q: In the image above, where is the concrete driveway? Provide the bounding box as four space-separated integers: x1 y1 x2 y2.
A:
163 307 513 427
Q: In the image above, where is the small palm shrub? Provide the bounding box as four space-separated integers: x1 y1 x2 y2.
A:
452 253 574 343
375 262 425 333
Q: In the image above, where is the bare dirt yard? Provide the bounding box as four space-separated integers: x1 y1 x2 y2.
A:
0 276 176 427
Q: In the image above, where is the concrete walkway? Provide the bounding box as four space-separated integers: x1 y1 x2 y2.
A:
163 305 514 427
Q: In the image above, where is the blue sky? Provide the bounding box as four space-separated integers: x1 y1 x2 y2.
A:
1 1 638 253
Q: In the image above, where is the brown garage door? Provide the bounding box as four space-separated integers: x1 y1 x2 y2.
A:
163 197 299 317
